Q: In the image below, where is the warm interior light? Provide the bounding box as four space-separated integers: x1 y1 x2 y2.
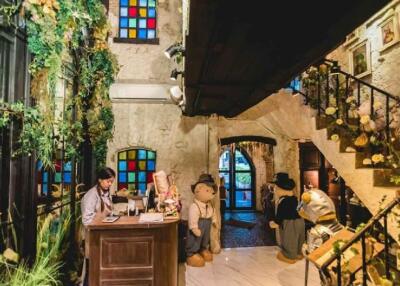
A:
169 85 183 103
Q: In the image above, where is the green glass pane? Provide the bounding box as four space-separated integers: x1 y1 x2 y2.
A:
148 0 156 7
235 150 250 170
129 19 137 28
128 150 136 160
119 152 127 160
54 172 61 183
128 183 136 190
147 151 156 159
139 161 146 170
128 172 136 182
235 172 252 189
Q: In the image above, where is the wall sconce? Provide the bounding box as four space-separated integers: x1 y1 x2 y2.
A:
169 85 183 103
164 43 185 59
170 69 184 81
325 59 341 75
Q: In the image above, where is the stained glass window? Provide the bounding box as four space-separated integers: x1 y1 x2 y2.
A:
118 0 157 41
37 160 72 196
117 149 156 195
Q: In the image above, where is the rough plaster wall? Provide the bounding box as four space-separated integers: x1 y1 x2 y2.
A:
241 143 274 211
107 103 209 221
108 0 182 83
327 1 400 97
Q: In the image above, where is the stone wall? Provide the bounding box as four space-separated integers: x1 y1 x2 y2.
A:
327 0 400 97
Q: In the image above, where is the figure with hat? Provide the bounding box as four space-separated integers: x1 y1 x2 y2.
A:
186 174 217 267
269 172 305 264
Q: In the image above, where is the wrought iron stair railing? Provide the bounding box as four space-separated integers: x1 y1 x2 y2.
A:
320 192 400 286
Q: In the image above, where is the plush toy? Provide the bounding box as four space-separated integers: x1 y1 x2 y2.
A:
186 174 217 267
298 188 344 285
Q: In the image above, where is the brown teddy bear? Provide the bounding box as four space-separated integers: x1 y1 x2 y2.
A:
186 174 217 267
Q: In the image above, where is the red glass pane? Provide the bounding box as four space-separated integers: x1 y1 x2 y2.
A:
129 7 137 17
37 172 42 183
147 18 156 29
128 161 136 171
118 183 128 191
147 172 154 183
55 160 62 172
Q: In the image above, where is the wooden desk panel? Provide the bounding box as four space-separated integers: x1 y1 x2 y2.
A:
88 217 178 286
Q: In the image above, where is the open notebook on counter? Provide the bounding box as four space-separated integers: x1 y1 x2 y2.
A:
139 212 164 223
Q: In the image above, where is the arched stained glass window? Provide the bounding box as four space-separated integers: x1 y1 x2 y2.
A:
116 0 158 43
37 160 72 196
117 148 156 195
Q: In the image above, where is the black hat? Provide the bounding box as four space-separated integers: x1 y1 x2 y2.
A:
191 174 217 193
271 172 295 190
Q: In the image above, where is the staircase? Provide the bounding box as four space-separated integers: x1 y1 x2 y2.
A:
237 86 400 244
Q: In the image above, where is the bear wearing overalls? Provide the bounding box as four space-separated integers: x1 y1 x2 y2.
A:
186 174 217 267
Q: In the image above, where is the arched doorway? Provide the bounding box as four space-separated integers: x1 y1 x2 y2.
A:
219 145 255 210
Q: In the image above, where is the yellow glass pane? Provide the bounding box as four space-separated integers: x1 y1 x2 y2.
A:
129 0 137 5
139 8 147 17
129 29 137 38
119 152 127 160
139 161 146 170
128 150 136 160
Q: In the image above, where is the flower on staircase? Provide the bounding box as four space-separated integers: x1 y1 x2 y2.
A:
363 158 372 165
325 106 337 115
331 134 339 142
371 153 385 164
354 133 369 147
336 118 343 125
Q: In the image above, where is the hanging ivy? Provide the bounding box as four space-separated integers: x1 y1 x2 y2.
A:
0 0 119 170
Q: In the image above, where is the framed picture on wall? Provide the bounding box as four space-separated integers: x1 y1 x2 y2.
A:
349 39 371 78
378 13 400 52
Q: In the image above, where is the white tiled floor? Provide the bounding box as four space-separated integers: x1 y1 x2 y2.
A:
181 246 321 286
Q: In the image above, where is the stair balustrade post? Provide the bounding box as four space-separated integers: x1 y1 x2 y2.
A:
384 215 390 279
361 233 367 286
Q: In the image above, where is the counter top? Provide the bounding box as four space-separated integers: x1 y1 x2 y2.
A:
87 215 179 230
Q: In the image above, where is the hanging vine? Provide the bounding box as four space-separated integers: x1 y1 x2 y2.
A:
0 0 119 170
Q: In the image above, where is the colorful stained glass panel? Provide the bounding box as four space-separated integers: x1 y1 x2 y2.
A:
139 0 147 6
128 150 136 159
120 29 128 38
120 0 128 6
128 183 136 190
148 8 156 17
119 151 127 160
128 161 136 171
147 30 155 39
43 172 48 183
43 184 48 194
119 183 128 191
139 19 146 28
129 0 137 5
55 172 61 183
139 171 146 182
147 18 155 29
138 149 146 159
139 8 146 17
138 161 146 170
120 18 128 28
147 172 154 182
64 162 72 171
139 183 146 191
129 19 137 28
64 173 71 183
129 29 137 38
128 7 137 17
138 29 146 39
147 160 155 171
128 172 136 182
148 0 156 7
119 172 127 183
121 7 128 17
119 161 127 171
147 151 156 159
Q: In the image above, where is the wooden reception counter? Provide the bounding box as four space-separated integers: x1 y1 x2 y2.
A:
87 216 179 286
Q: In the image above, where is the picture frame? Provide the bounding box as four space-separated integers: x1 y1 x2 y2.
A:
378 12 400 52
349 39 371 78
343 28 360 47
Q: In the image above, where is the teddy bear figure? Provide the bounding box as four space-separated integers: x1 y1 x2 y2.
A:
186 174 217 267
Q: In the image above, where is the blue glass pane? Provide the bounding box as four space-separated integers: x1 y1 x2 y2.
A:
219 172 230 189
119 161 127 171
139 19 146 28
147 160 155 171
148 8 156 17
43 172 48 183
235 191 252 208
119 172 127 183
120 18 128 28
139 0 147 6
219 150 230 171
139 183 146 191
138 149 146 159
55 172 61 183
138 171 146 182
43 184 48 195
138 29 147 39
147 29 155 39
64 162 72 171
120 0 128 6
37 160 43 169
235 150 250 170
120 29 128 38
120 7 128 17
64 172 71 183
